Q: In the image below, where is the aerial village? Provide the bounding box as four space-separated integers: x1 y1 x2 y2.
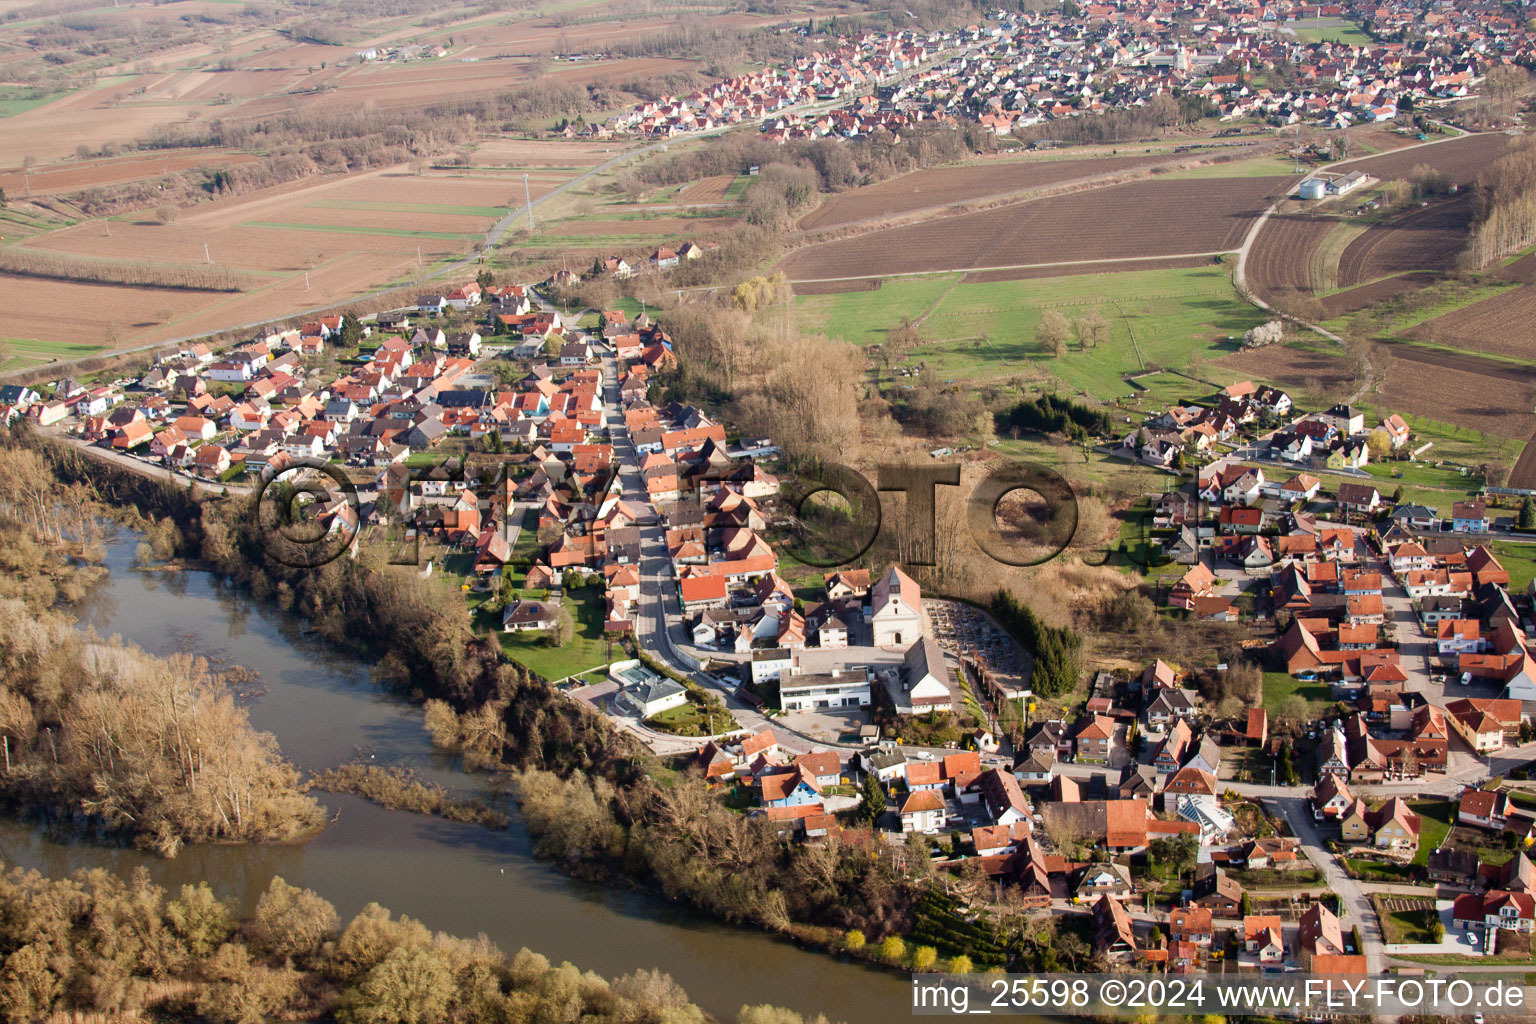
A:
587 0 1519 144
8 271 1536 978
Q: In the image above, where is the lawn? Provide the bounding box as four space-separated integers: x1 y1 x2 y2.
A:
1370 895 1440 944
498 584 614 682
992 437 1176 494
1162 155 1303 179
647 695 732 737
1354 403 1523 471
1410 799 1454 867
800 265 1273 402
1110 501 1184 577
0 336 106 372
1232 459 1473 519
1492 543 1536 593
794 272 959 348
1262 671 1333 716
509 507 542 564
1361 458 1481 493
1290 22 1373 46
0 87 71 117
1393 951 1536 966
1125 370 1219 410
724 174 752 200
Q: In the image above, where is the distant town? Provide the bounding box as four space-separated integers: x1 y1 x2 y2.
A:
592 3 1508 143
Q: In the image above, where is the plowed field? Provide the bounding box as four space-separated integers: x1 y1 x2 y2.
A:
1408 282 1536 360
1244 213 1335 300
0 150 256 196
1333 132 1516 186
676 176 736 202
782 176 1287 280
1213 343 1354 394
1336 196 1471 287
1379 348 1536 439
1318 272 1439 318
798 153 1177 230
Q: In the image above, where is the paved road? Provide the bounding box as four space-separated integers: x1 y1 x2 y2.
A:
1268 795 1385 974
45 427 251 496
595 346 799 749
784 250 1237 287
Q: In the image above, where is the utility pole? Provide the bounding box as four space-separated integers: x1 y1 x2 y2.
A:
204 243 211 264
417 245 422 267
523 173 535 232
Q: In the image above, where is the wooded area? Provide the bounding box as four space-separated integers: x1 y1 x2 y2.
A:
0 443 322 856
0 863 823 1024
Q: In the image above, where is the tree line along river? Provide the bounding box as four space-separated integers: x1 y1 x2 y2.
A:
13 530 917 1024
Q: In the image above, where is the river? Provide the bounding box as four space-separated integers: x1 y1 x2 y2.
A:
3 532 915 1023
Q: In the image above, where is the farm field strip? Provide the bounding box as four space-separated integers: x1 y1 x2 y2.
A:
797 152 1185 230
1244 213 1336 299
782 176 1287 280
1333 131 1518 186
240 221 483 240
1377 350 1536 442
252 204 498 233
307 200 510 217
1336 196 1471 287
801 265 1271 401
1317 271 1439 318
1161 154 1301 179
1403 283 1536 360
0 336 106 373
1212 342 1354 408
1311 220 1370 292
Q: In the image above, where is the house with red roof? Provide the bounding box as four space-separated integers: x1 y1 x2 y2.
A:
1453 890 1536 934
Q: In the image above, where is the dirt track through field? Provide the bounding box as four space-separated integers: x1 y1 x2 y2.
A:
782 176 1285 280
798 153 1181 230
1333 131 1518 186
1244 213 1336 299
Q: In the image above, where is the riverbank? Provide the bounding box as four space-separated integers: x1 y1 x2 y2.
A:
17 519 918 1023
0 859 800 1024
17 434 944 1021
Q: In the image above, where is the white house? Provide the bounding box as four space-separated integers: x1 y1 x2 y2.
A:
207 360 255 383
750 648 793 686
892 636 953 714
899 790 946 833
609 660 689 718
779 669 871 713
